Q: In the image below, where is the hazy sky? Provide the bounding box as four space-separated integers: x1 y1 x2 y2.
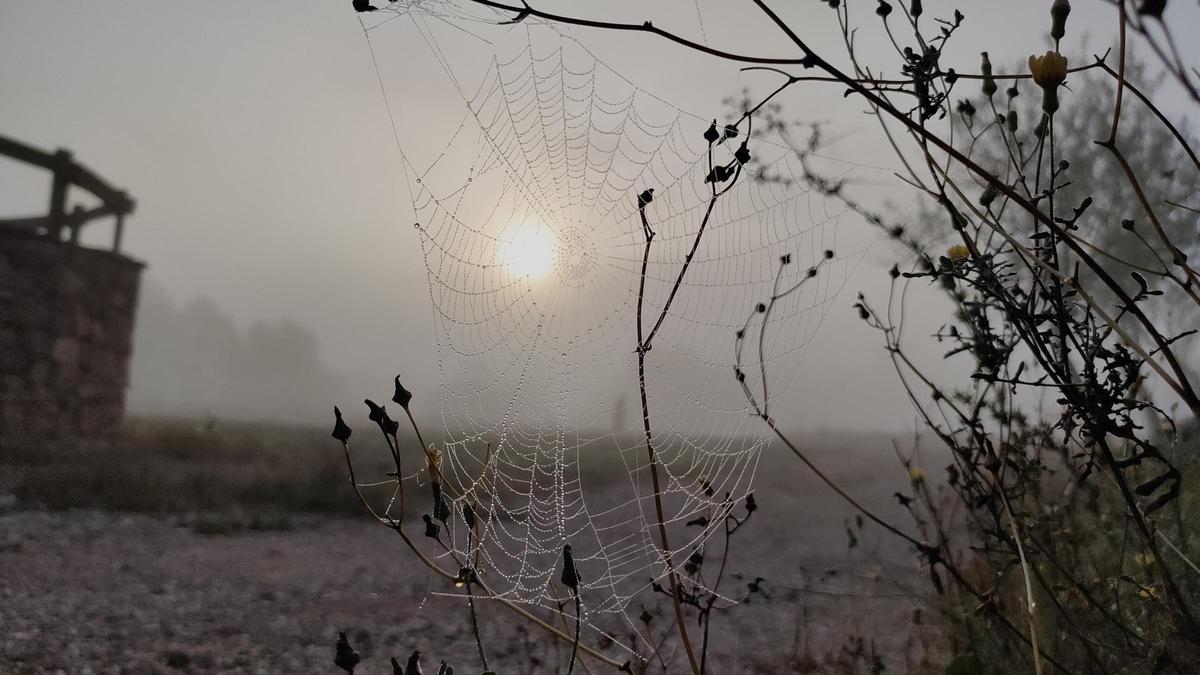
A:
2 1 1196 431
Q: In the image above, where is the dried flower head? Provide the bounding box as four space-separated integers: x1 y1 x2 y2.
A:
426 445 443 483
947 244 970 261
393 375 413 409
331 406 352 443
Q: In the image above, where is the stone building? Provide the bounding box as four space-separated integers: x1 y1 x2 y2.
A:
0 135 143 442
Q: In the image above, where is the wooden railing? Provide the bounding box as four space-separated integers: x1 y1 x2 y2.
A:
0 134 136 253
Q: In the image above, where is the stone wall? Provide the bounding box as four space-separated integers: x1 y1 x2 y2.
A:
0 230 144 442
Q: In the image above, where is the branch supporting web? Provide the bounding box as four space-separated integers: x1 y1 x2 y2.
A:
362 4 870 652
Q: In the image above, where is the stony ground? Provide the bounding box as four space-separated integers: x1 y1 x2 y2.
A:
0 439 945 674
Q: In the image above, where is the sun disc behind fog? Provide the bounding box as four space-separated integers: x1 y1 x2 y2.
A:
499 225 555 279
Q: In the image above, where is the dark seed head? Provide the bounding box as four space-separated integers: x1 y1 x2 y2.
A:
734 141 751 165
331 406 352 443
392 376 413 409
335 632 361 673
365 399 384 423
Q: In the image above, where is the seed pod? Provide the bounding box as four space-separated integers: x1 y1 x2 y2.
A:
423 514 440 539
1050 0 1071 41
365 398 385 424
980 52 997 98
705 164 733 183
703 120 720 143
432 481 450 523
637 188 654 208
331 406 352 443
734 141 751 165
335 632 361 673
1006 109 1018 133
381 410 399 436
980 183 999 207
560 543 581 592
392 376 413 409
403 650 422 675
1137 0 1165 18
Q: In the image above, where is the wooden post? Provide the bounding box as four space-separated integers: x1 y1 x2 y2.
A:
69 205 85 245
113 213 125 254
47 149 72 241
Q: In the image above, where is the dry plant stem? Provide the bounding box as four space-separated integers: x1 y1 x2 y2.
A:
1107 0 1200 103
935 158 1189 405
1098 8 1200 297
699 506 735 675
567 589 582 675
635 200 702 675
1093 62 1200 172
468 0 1103 78
460 583 488 669
642 195 723 349
751 273 1093 671
879 284 1148 659
751 409 1074 673
996 482 1044 675
943 170 1200 635
464 532 490 672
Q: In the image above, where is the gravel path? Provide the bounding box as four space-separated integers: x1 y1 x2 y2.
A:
0 447 940 674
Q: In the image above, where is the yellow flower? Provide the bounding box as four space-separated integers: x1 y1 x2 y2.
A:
1029 51 1068 87
947 244 970 261
1029 51 1068 113
909 466 926 483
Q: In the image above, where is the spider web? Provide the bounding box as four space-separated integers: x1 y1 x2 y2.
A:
360 3 872 654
